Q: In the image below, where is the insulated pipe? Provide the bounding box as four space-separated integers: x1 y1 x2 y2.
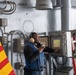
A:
61 0 72 31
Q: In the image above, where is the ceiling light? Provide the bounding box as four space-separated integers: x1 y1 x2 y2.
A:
36 0 53 10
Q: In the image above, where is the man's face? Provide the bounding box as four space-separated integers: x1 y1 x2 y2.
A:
33 34 40 43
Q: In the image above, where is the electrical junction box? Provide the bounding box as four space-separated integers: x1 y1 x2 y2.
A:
49 31 72 57
0 18 7 27
13 38 24 53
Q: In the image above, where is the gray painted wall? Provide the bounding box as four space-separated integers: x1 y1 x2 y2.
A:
0 0 61 35
0 0 76 34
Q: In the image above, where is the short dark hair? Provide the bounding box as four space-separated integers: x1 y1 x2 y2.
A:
29 32 37 38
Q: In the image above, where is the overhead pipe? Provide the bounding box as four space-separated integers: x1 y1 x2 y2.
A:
53 0 62 9
61 0 72 31
19 0 36 8
56 0 61 6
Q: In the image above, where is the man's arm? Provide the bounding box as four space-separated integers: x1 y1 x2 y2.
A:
24 45 40 63
44 47 59 53
43 47 54 53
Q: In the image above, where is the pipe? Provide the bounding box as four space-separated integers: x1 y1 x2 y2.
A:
61 0 72 31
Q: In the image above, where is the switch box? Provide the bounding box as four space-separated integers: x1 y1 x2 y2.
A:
0 18 7 27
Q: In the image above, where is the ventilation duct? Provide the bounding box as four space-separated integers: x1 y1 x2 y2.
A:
36 0 53 10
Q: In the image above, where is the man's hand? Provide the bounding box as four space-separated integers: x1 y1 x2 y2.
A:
54 49 60 53
38 47 44 53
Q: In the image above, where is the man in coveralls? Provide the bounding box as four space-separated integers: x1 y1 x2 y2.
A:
24 32 58 75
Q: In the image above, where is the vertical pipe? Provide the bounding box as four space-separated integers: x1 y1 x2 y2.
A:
56 0 61 7
61 0 72 31
11 34 13 66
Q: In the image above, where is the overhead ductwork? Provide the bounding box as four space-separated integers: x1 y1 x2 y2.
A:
36 0 53 10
